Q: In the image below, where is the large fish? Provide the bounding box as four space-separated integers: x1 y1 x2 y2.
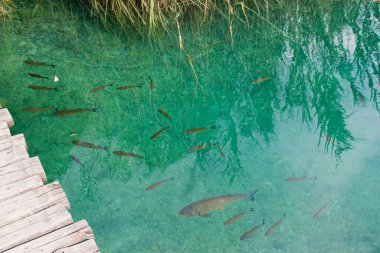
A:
90 83 113 93
28 85 58 91
72 140 107 150
24 60 56 68
53 108 98 117
112 150 144 158
179 189 258 217
240 219 265 241
117 85 143 90
150 126 169 140
28 73 49 79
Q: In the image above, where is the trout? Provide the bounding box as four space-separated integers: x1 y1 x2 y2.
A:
251 77 270 85
150 126 169 140
265 213 286 237
28 85 58 91
28 73 49 79
224 207 254 225
53 108 98 117
23 107 54 112
185 126 216 134
145 177 174 191
71 154 84 167
90 83 113 93
117 85 143 90
179 189 258 217
112 150 144 158
24 60 56 68
240 219 265 241
150 77 154 90
158 109 172 122
313 203 329 218
189 143 216 151
286 176 317 182
72 140 107 150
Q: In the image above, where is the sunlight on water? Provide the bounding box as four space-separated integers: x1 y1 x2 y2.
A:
1 1 380 252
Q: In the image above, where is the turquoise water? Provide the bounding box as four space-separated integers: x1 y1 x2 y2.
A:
1 0 380 252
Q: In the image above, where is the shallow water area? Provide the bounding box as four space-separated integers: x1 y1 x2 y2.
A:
1 1 380 252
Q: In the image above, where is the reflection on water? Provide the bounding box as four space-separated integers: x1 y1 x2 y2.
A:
1 0 380 252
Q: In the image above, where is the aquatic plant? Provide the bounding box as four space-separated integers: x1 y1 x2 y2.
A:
0 0 13 22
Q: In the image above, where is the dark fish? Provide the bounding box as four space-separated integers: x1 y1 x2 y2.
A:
53 108 98 117
90 83 113 93
24 60 56 68
313 203 329 218
150 126 169 140
158 109 172 122
117 85 143 90
189 143 216 151
23 107 54 113
28 73 49 79
71 154 84 167
179 189 258 217
265 213 286 237
286 176 317 182
240 219 265 241
28 85 58 91
224 207 254 225
185 126 216 134
72 140 107 150
251 77 270 85
149 77 154 90
112 150 144 158
145 177 174 191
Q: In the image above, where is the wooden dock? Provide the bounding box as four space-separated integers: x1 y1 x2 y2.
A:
0 108 100 252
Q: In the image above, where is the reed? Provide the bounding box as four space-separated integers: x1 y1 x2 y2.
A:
0 0 13 22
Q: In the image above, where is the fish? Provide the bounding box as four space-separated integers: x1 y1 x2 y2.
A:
117 85 143 90
28 85 58 91
24 60 56 68
240 219 265 241
217 143 225 158
112 150 144 158
265 213 286 237
179 189 258 217
286 176 317 182
22 107 54 113
72 140 107 150
158 109 172 122
90 83 114 93
251 77 270 85
189 143 216 151
185 126 216 134
313 203 329 218
28 73 49 79
53 108 98 117
150 77 154 90
145 177 174 191
224 207 254 225
150 126 169 140
71 154 84 167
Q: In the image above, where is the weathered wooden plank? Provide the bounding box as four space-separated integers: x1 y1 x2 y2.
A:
0 159 45 187
0 183 70 228
0 145 29 168
6 220 90 253
0 156 44 178
0 108 14 128
0 175 43 202
0 134 27 152
0 204 73 252
54 239 99 253
0 125 11 141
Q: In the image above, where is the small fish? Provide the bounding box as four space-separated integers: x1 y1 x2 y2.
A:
145 177 174 191
24 60 56 68
240 219 265 241
224 207 254 225
217 143 225 158
150 126 170 140
286 176 317 182
117 85 143 90
112 150 144 158
313 203 329 218
185 126 216 134
28 73 49 79
72 140 107 150
90 83 114 93
22 107 54 113
149 77 154 90
265 213 286 237
158 109 172 122
251 77 270 85
28 85 58 91
179 189 258 217
71 154 84 167
189 143 216 151
53 108 98 117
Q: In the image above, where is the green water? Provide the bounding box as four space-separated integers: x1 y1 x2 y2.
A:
1 0 380 252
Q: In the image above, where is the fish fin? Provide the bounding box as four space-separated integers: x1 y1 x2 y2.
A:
200 213 211 217
170 177 174 181
246 189 258 201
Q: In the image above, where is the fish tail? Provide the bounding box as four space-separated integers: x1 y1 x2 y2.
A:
170 177 174 180
91 107 99 112
103 146 108 151
54 88 59 92
210 126 216 129
250 207 255 212
262 219 265 225
246 189 258 201
51 64 57 68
